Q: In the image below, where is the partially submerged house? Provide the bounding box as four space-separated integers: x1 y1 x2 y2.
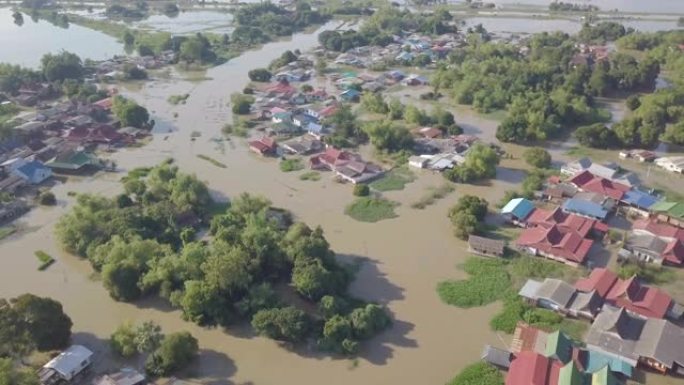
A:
514 224 594 267
39 345 93 385
650 201 684 228
309 147 383 184
467 235 506 258
561 158 618 180
519 278 602 320
248 137 277 156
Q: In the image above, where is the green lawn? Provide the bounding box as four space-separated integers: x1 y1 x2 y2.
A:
369 167 416 192
299 171 321 181
345 197 398 222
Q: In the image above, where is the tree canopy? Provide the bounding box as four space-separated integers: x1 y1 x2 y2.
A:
112 96 150 128
145 331 198 376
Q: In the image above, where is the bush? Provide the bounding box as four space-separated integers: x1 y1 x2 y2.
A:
145 332 198 376
345 198 398 222
251 307 311 343
248 68 272 82
448 195 488 240
523 147 551 169
38 191 56 206
353 184 370 197
279 158 304 172
617 262 676 285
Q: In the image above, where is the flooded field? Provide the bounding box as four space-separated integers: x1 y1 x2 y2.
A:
0 7 124 67
476 0 684 14
131 10 234 34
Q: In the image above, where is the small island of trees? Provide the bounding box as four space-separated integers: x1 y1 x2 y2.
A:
55 162 391 355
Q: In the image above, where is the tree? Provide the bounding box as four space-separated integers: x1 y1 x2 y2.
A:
102 261 143 301
112 96 149 128
0 358 40 385
353 184 370 197
318 315 356 354
318 296 349 319
37 191 56 206
231 94 254 115
360 92 388 114
349 304 391 339
363 120 413 153
0 299 33 358
11 294 72 351
446 144 499 183
110 322 137 357
41 51 83 82
134 321 163 353
448 195 488 240
626 95 641 111
523 147 551 169
248 68 272 82
251 307 310 342
574 123 617 148
145 332 198 376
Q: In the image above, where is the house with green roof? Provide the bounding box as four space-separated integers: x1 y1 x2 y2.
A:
46 150 101 173
592 366 621 385
651 201 684 228
545 330 573 364
559 361 584 385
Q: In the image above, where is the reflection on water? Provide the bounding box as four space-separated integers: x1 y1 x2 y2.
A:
470 0 684 14
0 7 124 68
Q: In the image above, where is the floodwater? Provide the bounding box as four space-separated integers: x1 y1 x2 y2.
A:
463 16 683 35
129 11 234 35
0 19 513 385
480 0 684 14
0 7 124 68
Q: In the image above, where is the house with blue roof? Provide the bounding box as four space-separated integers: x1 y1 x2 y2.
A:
562 198 608 221
339 89 361 102
12 160 52 184
306 123 324 138
501 198 535 226
621 189 660 216
395 51 414 62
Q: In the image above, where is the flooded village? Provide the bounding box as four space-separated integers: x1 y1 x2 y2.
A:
2 1 684 385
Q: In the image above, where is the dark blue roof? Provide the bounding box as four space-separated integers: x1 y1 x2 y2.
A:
16 160 49 180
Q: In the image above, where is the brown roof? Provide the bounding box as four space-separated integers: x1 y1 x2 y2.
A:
468 235 505 255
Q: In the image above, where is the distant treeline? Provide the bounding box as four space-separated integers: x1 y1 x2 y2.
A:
549 1 599 12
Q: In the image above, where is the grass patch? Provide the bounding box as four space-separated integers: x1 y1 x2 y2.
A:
299 171 321 181
437 258 511 308
279 158 304 172
167 94 190 105
617 262 677 285
35 250 55 271
369 167 416 191
120 166 151 182
345 197 398 223
0 226 17 241
439 255 585 336
447 362 504 385
197 154 227 168
410 183 455 209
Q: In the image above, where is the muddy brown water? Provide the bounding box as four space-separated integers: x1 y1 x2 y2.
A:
1 22 682 385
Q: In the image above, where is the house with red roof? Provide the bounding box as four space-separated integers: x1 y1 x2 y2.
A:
515 225 594 267
505 351 557 385
309 147 384 184
574 268 683 321
633 219 684 243
248 136 277 155
526 207 608 238
92 98 113 111
570 171 630 201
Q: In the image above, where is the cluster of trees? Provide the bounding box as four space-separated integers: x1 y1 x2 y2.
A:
112 96 150 128
110 321 198 376
523 147 552 169
248 68 272 82
432 27 660 143
232 2 328 44
178 33 219 64
269 50 298 71
41 51 84 82
0 294 72 357
105 3 147 20
318 7 455 52
448 195 489 240
549 2 599 12
577 22 629 42
231 93 255 115
323 105 367 147
444 144 500 183
360 93 462 135
55 164 391 355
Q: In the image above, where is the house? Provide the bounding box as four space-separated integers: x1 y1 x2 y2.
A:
515 224 593 267
272 111 292 124
623 233 684 266
46 150 101 173
518 278 602 320
570 171 629 201
526 206 608 238
508 323 634 380
339 89 361 102
309 148 383 184
39 345 93 385
395 51 414 62
281 135 324 155
651 201 684 228
92 98 113 111
292 113 316 128
418 126 442 139
248 137 277 156
386 70 405 81
621 189 659 216
632 218 684 243
501 198 536 226
467 235 505 257
575 268 683 321
543 182 577 202
93 369 145 385
408 155 429 169
12 160 52 184
481 345 512 369
402 74 429 86
505 351 555 385
585 306 684 375
620 149 656 163
561 158 618 180
562 198 609 221
310 147 357 170
655 156 684 173
306 123 325 138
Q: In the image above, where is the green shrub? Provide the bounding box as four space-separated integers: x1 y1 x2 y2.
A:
437 259 511 308
280 158 304 172
353 184 370 197
345 198 398 222
38 191 56 206
448 362 504 385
